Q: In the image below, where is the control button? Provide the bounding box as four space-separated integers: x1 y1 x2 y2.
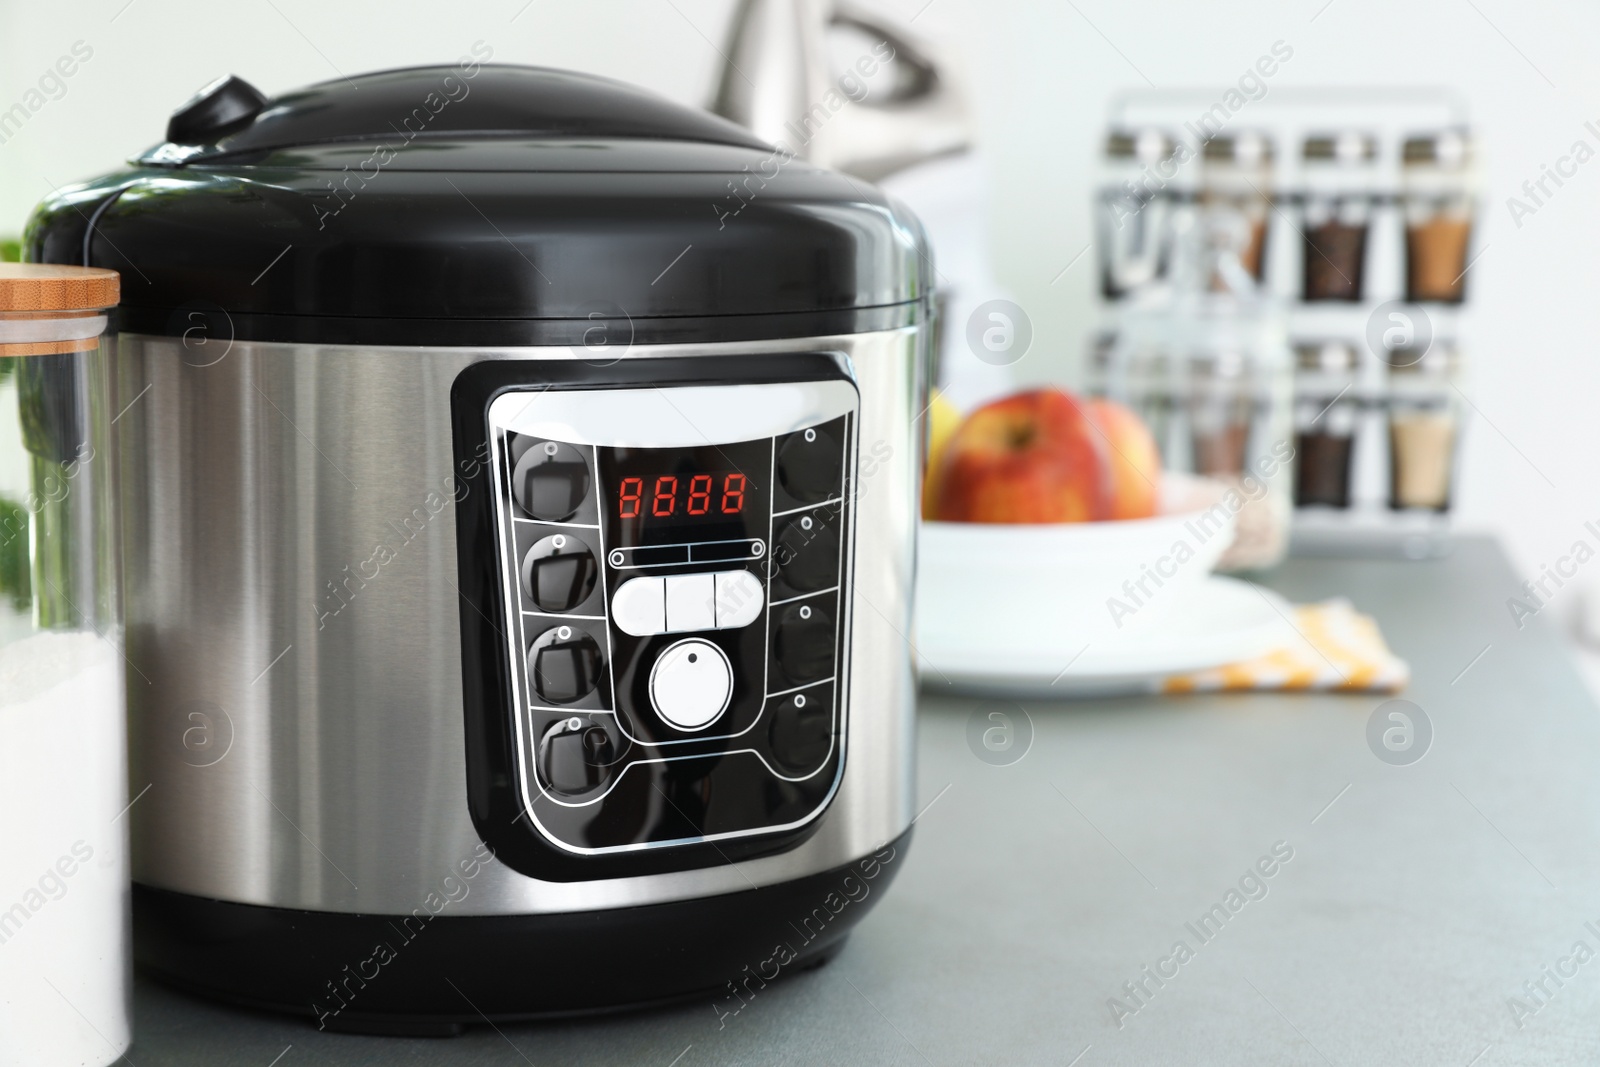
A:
714 569 764 629
521 533 598 612
773 601 834 687
537 716 619 795
649 639 732 731
512 440 591 521
612 576 666 636
775 512 840 594
768 689 832 776
613 572 762 635
776 423 842 502
665 573 715 632
528 625 602 704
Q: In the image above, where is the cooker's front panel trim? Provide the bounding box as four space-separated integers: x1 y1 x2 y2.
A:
453 354 858 880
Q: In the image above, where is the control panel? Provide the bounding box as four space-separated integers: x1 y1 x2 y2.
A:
481 378 857 856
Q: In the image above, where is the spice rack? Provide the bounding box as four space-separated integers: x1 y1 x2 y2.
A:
1089 88 1476 560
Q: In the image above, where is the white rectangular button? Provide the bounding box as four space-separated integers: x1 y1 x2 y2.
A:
612 577 666 636
665 573 716 633
714 570 764 629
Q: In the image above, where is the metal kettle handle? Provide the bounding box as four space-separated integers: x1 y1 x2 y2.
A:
829 6 939 105
710 0 972 179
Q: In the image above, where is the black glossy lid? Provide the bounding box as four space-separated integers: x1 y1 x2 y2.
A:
27 65 931 345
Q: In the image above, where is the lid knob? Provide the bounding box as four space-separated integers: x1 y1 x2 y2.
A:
167 75 269 144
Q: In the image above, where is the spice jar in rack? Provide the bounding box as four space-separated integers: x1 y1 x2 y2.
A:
1085 329 1118 400
1130 346 1179 467
1301 132 1378 302
1179 306 1293 570
1200 131 1275 288
1095 304 1181 465
1189 350 1253 478
1097 128 1185 298
1403 130 1476 303
1387 342 1462 513
1293 341 1361 509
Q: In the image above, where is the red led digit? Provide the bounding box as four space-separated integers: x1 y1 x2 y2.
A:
720 472 747 514
619 476 643 518
687 474 712 515
652 476 678 517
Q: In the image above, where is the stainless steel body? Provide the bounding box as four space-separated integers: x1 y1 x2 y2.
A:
118 327 922 916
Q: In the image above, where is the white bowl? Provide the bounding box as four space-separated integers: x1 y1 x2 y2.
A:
915 473 1235 656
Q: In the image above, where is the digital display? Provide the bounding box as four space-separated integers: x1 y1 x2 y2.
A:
618 473 747 519
598 440 772 549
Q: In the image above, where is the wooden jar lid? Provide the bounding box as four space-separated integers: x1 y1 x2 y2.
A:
0 263 120 312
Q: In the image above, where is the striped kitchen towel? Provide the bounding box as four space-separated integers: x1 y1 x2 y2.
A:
1162 598 1409 693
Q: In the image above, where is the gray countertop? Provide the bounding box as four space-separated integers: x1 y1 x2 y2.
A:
130 537 1600 1065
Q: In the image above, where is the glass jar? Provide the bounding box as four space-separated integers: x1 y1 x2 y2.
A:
1293 340 1360 508
1097 128 1185 298
0 264 128 1067
1103 301 1180 466
1402 129 1476 303
1133 348 1178 464
1387 341 1462 512
1177 298 1293 570
1301 132 1378 302
1188 349 1253 477
1200 131 1275 287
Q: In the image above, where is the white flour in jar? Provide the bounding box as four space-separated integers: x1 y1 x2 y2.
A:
0 630 129 1067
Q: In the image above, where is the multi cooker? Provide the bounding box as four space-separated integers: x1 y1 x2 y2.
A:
28 62 930 1031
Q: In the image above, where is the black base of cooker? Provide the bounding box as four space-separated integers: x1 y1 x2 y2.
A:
133 829 909 1034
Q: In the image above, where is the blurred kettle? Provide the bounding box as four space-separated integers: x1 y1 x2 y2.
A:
711 0 972 181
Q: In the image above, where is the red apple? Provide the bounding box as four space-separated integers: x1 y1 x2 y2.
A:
1086 398 1162 520
931 389 1111 523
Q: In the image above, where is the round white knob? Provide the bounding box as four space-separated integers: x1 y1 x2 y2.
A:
649 639 732 731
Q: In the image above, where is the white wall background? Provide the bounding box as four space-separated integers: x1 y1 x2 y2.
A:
3 0 1598 615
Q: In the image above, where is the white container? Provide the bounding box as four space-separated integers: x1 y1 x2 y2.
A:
0 264 128 1067
915 473 1235 664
